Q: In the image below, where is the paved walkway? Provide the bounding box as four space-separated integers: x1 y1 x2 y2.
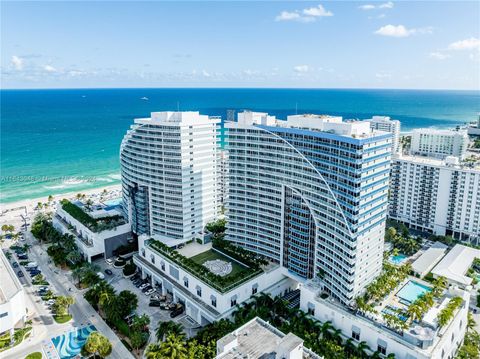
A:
3 231 134 359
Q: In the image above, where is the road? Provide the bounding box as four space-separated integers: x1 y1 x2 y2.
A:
3 231 134 359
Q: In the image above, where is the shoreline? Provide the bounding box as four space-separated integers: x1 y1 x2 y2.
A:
0 183 122 216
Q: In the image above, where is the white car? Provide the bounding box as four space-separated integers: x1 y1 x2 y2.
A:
105 258 114 266
139 283 149 290
145 289 155 296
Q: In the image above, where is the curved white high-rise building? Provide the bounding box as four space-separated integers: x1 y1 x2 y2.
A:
120 111 220 244
226 112 392 304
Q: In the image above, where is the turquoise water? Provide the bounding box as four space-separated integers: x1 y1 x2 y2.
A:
103 197 122 206
396 281 432 303
389 254 408 265
382 306 408 322
51 325 97 359
1 88 479 203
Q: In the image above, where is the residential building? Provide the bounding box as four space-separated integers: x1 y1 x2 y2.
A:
226 111 392 304
133 236 293 325
218 149 228 207
467 114 480 136
301 279 470 359
216 317 321 359
120 111 220 244
431 244 480 287
389 154 480 244
0 250 27 336
368 116 401 153
53 200 131 262
410 129 469 159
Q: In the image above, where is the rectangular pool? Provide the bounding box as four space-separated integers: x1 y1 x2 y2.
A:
396 281 431 304
389 254 408 265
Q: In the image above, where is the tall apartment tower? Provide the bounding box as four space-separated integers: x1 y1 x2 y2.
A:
389 154 480 244
410 128 469 159
368 116 401 154
120 111 220 243
226 112 392 304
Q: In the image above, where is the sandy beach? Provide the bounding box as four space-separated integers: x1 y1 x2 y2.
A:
0 184 122 226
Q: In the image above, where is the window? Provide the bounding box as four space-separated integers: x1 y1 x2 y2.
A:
150 254 155 264
161 262 165 271
197 287 202 297
141 248 145 257
252 286 257 295
231 298 237 307
377 345 386 355
211 298 217 307
184 278 189 288
352 331 360 341
0 312 8 318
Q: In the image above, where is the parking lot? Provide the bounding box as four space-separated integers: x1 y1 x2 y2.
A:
93 258 200 338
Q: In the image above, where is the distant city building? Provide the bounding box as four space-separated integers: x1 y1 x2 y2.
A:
120 111 220 244
0 250 27 336
467 114 480 136
53 199 131 262
389 154 480 244
216 317 321 359
410 128 469 159
226 111 392 304
218 149 228 207
368 116 401 153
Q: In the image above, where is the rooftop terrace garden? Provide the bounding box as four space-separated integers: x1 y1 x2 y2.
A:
60 199 126 233
148 238 266 293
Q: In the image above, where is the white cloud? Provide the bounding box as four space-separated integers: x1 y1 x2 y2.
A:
201 69 211 77
303 4 333 17
379 1 394 9
43 65 57 73
276 4 333 23
11 55 24 70
429 52 450 60
374 25 432 38
359 2 393 10
293 65 310 73
376 71 391 79
448 37 480 51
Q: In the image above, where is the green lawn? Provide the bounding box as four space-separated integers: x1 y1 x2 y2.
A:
25 352 43 359
54 315 72 324
190 249 247 277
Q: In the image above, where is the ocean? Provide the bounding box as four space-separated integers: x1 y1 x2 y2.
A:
1 88 479 204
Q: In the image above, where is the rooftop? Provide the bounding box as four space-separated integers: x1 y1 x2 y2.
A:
412 128 468 136
234 111 389 140
135 111 221 126
431 244 480 286
394 154 480 170
411 242 448 276
0 250 23 304
216 317 319 359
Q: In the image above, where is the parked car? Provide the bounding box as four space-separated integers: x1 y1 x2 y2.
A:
149 300 161 307
30 270 41 276
105 258 114 266
17 255 28 260
139 283 149 290
145 288 155 296
170 304 184 318
104 269 113 275
12 262 19 268
142 286 153 293
17 271 24 277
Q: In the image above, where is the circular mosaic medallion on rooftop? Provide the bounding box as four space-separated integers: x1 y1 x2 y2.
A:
203 259 232 277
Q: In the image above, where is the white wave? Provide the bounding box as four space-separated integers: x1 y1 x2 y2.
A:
107 174 121 180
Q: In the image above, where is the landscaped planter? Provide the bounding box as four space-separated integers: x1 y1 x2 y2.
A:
114 261 126 269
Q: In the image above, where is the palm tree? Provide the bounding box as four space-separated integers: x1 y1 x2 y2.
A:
145 343 163 359
407 303 423 322
156 321 184 342
159 334 187 359
356 341 371 358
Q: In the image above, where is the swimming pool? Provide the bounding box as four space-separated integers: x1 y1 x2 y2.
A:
389 254 408 265
396 281 431 304
103 197 122 207
51 325 97 358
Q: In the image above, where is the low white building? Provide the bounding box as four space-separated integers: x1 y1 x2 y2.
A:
134 235 293 325
389 154 480 244
410 129 469 159
411 242 448 278
0 250 27 336
53 200 131 262
216 317 321 359
300 280 470 359
431 244 480 287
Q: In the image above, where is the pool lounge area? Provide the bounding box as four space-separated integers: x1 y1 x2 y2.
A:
396 280 432 304
51 325 97 359
389 254 408 265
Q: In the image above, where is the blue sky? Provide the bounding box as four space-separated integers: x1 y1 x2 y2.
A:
1 1 479 89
